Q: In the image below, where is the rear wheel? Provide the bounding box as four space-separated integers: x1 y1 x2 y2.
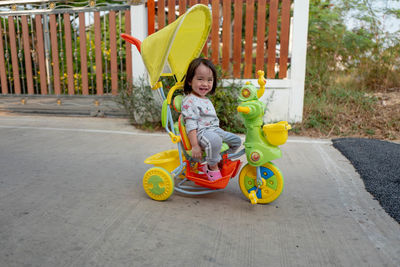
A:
238 162 284 204
143 167 174 201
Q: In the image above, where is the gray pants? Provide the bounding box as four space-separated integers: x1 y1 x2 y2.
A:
198 128 241 166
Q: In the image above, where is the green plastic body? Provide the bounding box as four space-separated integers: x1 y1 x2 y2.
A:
238 84 282 166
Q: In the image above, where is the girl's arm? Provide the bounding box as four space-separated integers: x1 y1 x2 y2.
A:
188 129 202 160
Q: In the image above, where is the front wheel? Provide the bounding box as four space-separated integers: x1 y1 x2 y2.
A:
238 162 284 204
143 167 174 201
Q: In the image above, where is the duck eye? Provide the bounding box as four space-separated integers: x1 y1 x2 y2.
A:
241 88 251 98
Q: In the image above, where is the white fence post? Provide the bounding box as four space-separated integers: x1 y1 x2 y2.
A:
288 0 310 122
130 2 148 82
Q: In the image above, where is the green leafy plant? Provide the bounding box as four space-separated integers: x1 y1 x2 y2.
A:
211 80 245 133
115 77 162 130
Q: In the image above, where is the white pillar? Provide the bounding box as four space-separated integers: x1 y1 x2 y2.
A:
130 3 148 82
288 0 310 122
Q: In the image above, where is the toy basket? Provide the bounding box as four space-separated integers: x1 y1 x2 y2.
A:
144 149 181 173
263 121 292 146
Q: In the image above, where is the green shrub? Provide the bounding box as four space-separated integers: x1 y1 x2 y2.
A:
300 0 399 138
210 80 245 133
116 75 245 133
115 78 162 130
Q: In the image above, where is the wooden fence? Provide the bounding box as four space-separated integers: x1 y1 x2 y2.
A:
0 1 132 96
147 0 292 79
0 0 295 96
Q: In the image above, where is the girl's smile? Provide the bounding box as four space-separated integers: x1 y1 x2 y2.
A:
189 63 214 98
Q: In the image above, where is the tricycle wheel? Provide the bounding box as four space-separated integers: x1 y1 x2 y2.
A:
143 167 174 201
238 162 284 204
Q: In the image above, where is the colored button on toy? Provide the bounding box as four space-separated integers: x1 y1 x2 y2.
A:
250 151 260 162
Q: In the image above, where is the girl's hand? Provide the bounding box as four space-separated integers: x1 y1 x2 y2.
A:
191 145 203 160
187 129 202 160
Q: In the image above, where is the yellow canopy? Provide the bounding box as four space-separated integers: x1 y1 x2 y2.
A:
141 4 212 88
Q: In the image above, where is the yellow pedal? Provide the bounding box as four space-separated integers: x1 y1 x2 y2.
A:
248 191 258 205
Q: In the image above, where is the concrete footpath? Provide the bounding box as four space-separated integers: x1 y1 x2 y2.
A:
0 96 126 117
0 114 399 267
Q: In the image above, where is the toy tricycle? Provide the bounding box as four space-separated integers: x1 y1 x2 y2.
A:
122 4 291 204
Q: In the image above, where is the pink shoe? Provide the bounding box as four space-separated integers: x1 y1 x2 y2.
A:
206 169 222 181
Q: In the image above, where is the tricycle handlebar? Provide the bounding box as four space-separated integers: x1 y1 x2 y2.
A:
237 106 250 114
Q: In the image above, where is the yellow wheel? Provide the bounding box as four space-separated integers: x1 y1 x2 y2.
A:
143 167 174 201
238 162 284 204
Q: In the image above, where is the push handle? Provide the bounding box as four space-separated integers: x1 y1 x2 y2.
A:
166 82 184 105
121 34 141 53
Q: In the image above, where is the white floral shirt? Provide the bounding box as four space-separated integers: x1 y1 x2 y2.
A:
181 94 219 134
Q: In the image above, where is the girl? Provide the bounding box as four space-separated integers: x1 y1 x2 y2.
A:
181 58 241 181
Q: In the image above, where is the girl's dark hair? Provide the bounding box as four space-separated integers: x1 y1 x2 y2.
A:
184 58 217 95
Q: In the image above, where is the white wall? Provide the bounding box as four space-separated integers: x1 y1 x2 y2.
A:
130 3 148 82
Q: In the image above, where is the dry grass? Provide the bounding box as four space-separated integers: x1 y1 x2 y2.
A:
292 89 400 141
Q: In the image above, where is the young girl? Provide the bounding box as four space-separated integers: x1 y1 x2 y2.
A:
181 58 241 181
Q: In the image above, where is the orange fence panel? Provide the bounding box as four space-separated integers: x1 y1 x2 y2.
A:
279 0 291 79
35 15 47 95
49 14 61 95
109 11 118 95
267 0 279 78
222 0 231 73
211 0 219 64
200 0 209 57
148 0 155 35
21 15 34 95
64 13 74 95
94 11 103 95
179 0 187 15
168 0 176 23
256 0 266 73
125 9 133 84
233 0 243 77
79 13 89 95
8 16 21 94
0 20 7 94
244 0 255 78
158 0 166 29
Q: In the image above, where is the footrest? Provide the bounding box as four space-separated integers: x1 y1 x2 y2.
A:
185 159 241 189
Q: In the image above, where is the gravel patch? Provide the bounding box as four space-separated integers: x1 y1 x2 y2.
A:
332 138 400 223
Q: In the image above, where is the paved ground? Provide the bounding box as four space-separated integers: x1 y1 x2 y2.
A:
0 114 399 267
0 96 126 117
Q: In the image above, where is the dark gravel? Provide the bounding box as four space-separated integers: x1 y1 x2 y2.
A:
332 138 400 223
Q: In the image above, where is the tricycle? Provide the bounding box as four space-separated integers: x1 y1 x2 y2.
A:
122 4 291 204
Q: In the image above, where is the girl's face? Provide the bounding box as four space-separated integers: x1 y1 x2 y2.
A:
189 63 214 98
